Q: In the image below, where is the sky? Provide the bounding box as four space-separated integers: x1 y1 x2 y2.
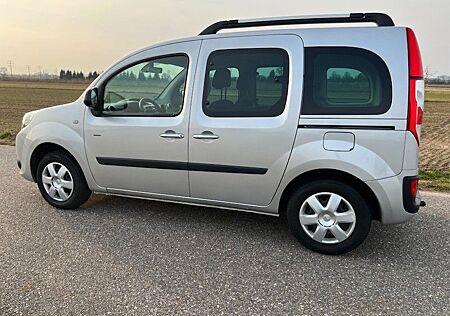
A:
1 0 449 76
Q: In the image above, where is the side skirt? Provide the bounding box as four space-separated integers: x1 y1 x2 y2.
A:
93 189 279 217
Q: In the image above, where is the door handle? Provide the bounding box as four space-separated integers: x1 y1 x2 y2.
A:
160 130 184 139
193 131 219 140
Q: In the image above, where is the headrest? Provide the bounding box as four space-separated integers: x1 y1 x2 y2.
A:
212 68 231 89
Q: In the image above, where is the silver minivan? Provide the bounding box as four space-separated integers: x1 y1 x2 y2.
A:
16 13 425 254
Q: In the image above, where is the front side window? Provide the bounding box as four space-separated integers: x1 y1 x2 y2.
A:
203 48 289 117
102 55 188 116
301 47 392 115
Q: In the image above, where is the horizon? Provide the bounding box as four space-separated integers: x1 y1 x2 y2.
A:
1 0 449 76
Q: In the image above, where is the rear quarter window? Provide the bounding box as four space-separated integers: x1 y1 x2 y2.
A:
301 47 392 115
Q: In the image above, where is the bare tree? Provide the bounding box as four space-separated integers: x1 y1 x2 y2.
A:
424 66 436 86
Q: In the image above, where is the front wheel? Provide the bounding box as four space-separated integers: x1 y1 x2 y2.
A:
36 151 91 209
286 180 372 255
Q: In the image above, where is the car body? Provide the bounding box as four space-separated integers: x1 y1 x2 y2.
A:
16 13 425 254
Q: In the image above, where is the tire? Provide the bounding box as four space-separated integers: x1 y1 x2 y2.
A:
286 180 371 255
36 150 91 209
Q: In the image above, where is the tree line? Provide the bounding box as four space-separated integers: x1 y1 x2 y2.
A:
427 76 450 85
59 70 100 80
327 71 368 82
115 70 173 83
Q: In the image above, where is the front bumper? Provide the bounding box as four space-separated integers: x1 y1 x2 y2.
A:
15 127 34 182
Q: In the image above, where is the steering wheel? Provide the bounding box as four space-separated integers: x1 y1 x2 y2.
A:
139 98 160 113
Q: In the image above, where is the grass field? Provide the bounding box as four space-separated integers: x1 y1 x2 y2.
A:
0 80 449 191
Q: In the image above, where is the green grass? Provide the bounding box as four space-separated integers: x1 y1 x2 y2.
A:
419 170 450 192
0 80 88 91
0 131 12 139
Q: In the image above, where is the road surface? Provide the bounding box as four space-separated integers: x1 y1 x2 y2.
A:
1 145 449 315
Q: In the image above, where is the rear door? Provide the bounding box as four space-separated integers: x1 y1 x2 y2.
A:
188 35 303 206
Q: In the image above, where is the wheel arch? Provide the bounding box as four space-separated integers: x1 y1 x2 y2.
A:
30 142 82 182
278 169 381 221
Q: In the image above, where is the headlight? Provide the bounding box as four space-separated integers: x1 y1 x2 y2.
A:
21 111 35 129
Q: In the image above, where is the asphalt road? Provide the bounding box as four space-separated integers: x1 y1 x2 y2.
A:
1 145 449 315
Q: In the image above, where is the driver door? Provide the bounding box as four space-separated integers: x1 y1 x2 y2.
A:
84 41 201 197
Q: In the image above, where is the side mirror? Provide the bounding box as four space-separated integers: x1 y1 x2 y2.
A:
84 88 101 111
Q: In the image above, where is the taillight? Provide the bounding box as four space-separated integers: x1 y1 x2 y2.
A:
406 28 424 144
410 178 418 197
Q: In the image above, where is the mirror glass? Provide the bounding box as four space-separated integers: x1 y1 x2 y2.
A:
90 89 98 107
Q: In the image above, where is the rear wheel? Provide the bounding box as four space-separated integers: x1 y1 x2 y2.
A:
36 151 91 209
286 180 371 255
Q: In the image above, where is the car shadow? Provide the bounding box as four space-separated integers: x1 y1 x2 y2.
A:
55 193 449 266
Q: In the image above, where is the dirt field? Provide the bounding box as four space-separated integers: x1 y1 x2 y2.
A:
1 80 449 190
420 85 450 172
0 81 87 144
419 87 450 191
420 101 450 170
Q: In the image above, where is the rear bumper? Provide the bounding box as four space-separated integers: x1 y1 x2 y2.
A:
365 169 423 224
402 175 422 213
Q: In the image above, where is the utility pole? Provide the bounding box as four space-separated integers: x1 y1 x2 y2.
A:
38 65 42 80
26 65 31 79
7 60 13 76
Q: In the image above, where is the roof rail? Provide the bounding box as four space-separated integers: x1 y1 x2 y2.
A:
199 13 394 35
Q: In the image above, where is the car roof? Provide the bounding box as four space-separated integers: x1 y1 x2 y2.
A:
124 25 399 60
117 13 400 64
